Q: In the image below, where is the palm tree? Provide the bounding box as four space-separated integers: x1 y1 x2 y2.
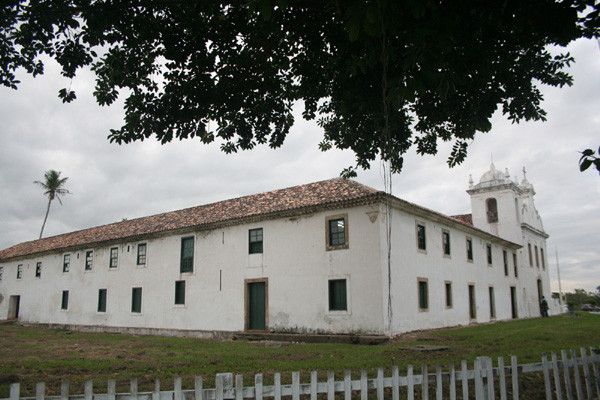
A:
34 170 70 239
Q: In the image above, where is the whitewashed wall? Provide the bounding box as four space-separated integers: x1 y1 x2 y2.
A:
0 204 386 335
0 196 554 337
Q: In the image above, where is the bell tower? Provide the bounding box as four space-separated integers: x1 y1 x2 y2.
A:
466 163 545 244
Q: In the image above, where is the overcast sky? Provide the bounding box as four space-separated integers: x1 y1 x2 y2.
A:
0 38 598 294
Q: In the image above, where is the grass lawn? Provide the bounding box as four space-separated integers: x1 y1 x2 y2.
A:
0 313 599 397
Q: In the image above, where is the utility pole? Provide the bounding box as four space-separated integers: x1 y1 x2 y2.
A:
555 247 564 307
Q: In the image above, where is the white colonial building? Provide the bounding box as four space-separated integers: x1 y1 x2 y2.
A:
0 165 553 337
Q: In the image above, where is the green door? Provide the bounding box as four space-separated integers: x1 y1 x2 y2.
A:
247 281 266 330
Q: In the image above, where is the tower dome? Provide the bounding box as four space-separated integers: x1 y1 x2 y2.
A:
474 163 510 189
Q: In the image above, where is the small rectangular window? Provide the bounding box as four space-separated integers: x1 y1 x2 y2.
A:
63 254 70 273
418 278 428 311
489 286 496 319
35 262 42 278
445 281 453 308
442 230 451 256
175 280 186 305
416 224 426 251
503 250 509 276
513 253 518 277
326 215 348 250
466 238 473 262
137 243 147 265
98 289 107 312
540 248 546 270
468 284 476 319
528 243 533 267
61 290 69 310
486 244 493 265
249 228 263 254
534 245 540 268
0 266 3 280
131 287 142 313
17 264 23 279
180 237 194 273
109 247 119 269
85 250 93 271
328 279 347 311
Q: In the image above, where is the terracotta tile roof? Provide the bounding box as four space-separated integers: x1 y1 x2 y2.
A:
451 214 473 226
0 178 380 262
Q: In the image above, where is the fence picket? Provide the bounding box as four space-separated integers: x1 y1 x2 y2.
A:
375 368 383 400
421 364 429 400
328 370 335 400
9 383 19 400
292 371 300 400
551 352 563 400
474 358 484 400
542 353 553 400
590 347 600 398
407 365 414 400
360 369 367 400
511 355 519 400
485 357 495 400
435 363 442 400
274 373 281 400
570 349 584 400
562 350 574 400
107 380 116 400
174 377 182 400
462 360 469 400
580 348 593 400
130 379 138 400
35 382 45 400
392 365 399 400
194 376 203 400
215 374 224 400
498 357 507 400
84 381 92 400
60 382 69 400
422 364 429 400
344 370 352 400
234 375 242 400
449 362 456 400
310 371 317 400
255 374 263 400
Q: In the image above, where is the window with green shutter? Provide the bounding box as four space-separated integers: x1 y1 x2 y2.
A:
98 289 107 312
416 224 426 251
418 279 428 311
61 290 69 310
85 250 93 271
109 247 118 269
131 287 142 313
328 279 347 311
180 237 194 273
249 228 263 254
137 243 147 265
63 254 70 272
175 281 185 305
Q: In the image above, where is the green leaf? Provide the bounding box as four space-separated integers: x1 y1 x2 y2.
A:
579 158 592 172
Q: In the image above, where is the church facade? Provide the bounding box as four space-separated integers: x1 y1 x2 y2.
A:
0 166 552 337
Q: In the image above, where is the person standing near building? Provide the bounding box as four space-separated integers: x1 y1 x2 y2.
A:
540 296 549 317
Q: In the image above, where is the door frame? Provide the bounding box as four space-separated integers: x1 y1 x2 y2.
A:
244 278 268 331
510 286 518 318
8 295 20 320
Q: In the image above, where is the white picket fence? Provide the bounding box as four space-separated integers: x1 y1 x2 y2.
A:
5 347 599 400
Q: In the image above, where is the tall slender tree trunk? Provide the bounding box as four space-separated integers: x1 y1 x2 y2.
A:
39 198 52 239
